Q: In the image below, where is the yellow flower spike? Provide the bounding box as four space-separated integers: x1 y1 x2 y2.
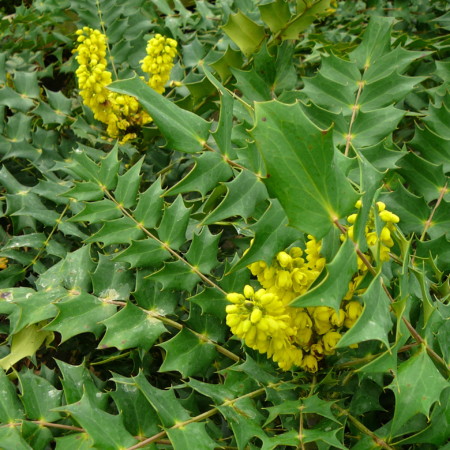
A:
302 354 318 373
322 330 342 353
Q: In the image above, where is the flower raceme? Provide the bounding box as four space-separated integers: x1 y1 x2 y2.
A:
226 204 400 373
74 27 177 141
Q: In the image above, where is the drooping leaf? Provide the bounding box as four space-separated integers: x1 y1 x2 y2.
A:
253 100 358 238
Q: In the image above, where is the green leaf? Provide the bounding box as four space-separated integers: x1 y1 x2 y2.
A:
291 238 357 310
110 374 160 437
86 217 144 246
157 195 191 250
133 371 190 427
45 292 117 342
350 16 394 70
0 427 32 450
230 199 302 273
133 177 165 229
259 0 291 33
253 100 358 238
188 287 228 319
17 369 62 422
167 422 218 450
98 143 120 190
398 152 449 203
69 199 122 223
388 348 449 435
281 0 332 40
337 274 393 348
114 158 143 208
113 239 171 268
63 181 104 202
99 301 166 351
110 77 210 153
166 152 233 198
14 71 40 98
186 227 220 274
55 392 138 449
202 169 268 225
0 325 52 371
159 328 217 377
54 433 94 450
147 260 201 292
0 369 24 422
36 246 95 291
222 11 265 56
231 67 272 102
0 86 34 112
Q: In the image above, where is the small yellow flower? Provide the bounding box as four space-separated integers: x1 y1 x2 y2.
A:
0 257 8 270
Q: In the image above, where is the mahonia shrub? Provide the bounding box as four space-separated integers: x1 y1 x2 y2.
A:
0 0 449 449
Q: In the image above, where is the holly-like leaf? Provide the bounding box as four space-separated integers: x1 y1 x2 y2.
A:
202 169 268 225
159 328 217 377
85 217 144 246
0 325 52 371
291 238 357 310
44 292 117 342
54 433 94 450
146 260 201 292
167 422 218 450
231 67 272 102
166 152 233 198
157 195 191 250
222 11 265 56
114 158 143 208
133 177 165 229
259 0 291 33
17 369 62 422
99 301 166 351
253 100 358 238
186 227 220 274
0 369 24 422
337 274 393 348
0 427 32 450
55 392 138 449
113 239 171 268
133 371 191 427
110 77 210 153
388 348 449 435
69 199 122 223
230 199 302 273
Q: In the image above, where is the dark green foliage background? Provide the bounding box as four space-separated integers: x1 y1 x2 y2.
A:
0 0 449 449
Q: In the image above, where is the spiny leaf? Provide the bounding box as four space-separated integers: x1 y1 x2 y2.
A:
0 369 24 422
85 217 144 246
17 369 62 422
388 347 449 435
44 292 117 342
231 67 272 102
202 169 268 225
0 427 32 450
133 177 165 229
337 274 393 348
133 371 190 427
98 143 120 190
166 422 218 450
291 238 357 310
222 11 265 56
186 227 221 274
110 77 210 153
55 392 138 449
166 151 233 198
113 239 171 268
253 100 358 238
159 328 217 377
114 157 143 208
69 199 122 223
259 0 291 33
99 301 166 351
146 260 201 292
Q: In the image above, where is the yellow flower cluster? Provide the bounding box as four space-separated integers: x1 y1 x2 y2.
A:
0 257 8 270
141 34 178 94
226 236 362 372
226 203 400 373
74 28 177 141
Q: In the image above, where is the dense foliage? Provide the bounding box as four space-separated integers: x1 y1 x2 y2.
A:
0 0 449 448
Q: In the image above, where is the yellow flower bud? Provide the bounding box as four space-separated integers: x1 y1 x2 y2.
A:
302 354 318 373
